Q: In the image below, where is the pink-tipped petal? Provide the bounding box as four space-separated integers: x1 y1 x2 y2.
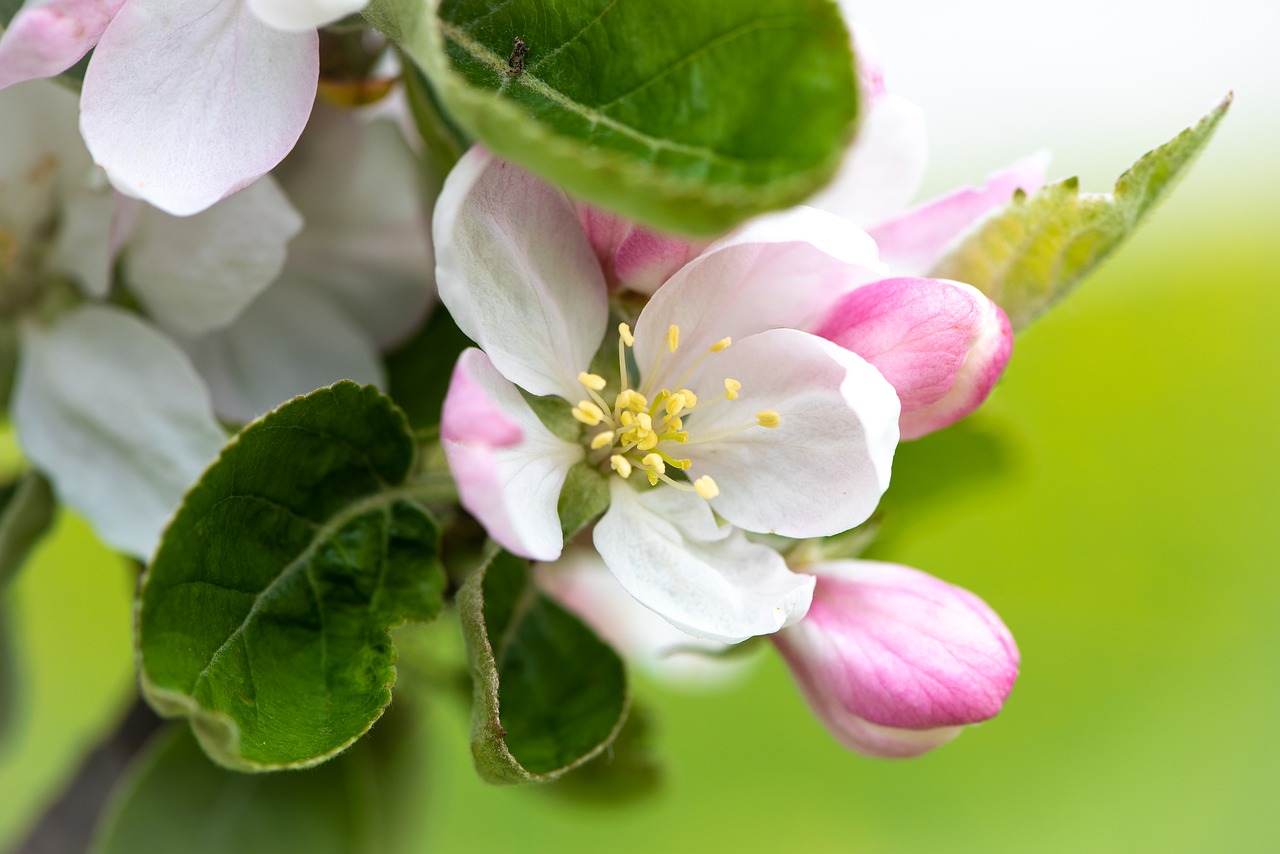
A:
869 152 1051 275
812 277 1012 440
773 560 1019 758
434 148 607 401
0 0 124 89
575 204 711 295
441 349 582 562
80 0 318 216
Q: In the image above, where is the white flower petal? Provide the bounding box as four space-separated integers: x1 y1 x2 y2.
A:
180 280 384 424
441 349 582 561
685 328 899 538
632 208 886 388
434 148 607 400
806 92 929 227
276 106 433 347
127 176 303 336
80 0 318 216
246 0 365 32
13 306 226 559
48 174 114 298
593 480 814 644
0 0 124 89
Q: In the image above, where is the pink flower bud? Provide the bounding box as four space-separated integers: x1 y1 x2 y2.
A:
811 277 1013 439
772 560 1019 758
576 205 711 295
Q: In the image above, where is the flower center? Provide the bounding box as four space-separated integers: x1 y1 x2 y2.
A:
571 322 780 500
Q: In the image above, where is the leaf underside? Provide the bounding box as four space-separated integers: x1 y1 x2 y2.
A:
931 95 1232 329
459 549 627 784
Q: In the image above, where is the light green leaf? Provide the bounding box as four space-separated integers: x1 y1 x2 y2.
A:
459 549 627 784
0 600 15 743
137 382 446 771
0 470 56 588
931 95 1232 329
366 0 858 236
92 703 429 854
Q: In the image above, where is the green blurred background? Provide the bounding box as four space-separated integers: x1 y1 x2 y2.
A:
3 1 1278 850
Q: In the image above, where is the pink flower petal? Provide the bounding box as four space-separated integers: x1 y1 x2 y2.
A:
80 0 318 215
576 204 711 295
774 560 1019 758
812 277 1013 440
0 0 124 89
441 349 582 562
869 152 1051 275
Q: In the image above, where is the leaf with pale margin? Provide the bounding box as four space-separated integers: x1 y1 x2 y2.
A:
459 549 627 784
365 0 858 236
931 95 1231 330
0 470 55 588
545 701 662 804
557 462 609 540
92 703 428 854
137 382 445 771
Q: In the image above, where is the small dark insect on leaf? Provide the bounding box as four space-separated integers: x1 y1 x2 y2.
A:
508 36 529 75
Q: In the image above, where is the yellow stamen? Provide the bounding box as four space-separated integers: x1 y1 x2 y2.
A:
610 455 633 478
710 337 732 352
665 393 686 417
578 372 607 391
642 453 666 474
724 378 741 400
572 401 605 426
677 388 697 408
618 322 635 347
694 475 719 499
590 431 615 450
756 410 781 429
666 324 680 353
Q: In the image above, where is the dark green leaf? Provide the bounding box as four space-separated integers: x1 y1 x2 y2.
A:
1 0 22 27
137 382 445 771
384 306 473 430
366 0 858 236
557 462 609 539
459 549 627 783
92 702 428 854
931 95 1231 329
0 470 56 588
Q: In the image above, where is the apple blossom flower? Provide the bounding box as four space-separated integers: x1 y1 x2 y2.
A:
772 559 1019 758
3 79 429 559
0 0 367 215
437 148 902 643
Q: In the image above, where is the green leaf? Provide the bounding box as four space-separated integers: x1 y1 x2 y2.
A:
931 95 1232 330
137 382 446 771
0 470 56 588
556 462 609 539
459 549 627 784
92 702 429 854
1 0 22 27
366 0 858 236
0 600 16 743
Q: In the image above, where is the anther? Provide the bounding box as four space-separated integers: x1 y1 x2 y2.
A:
710 337 732 352
694 475 719 499
572 401 605 426
724 378 741 400
666 324 680 353
618 322 635 347
610 455 633 478
665 394 686 417
756 410 781 429
590 431 615 450
578 372 607 391
642 453 666 474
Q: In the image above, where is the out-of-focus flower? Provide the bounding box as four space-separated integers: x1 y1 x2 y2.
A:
177 101 436 423
438 148 902 643
772 559 1019 758
0 0 367 215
